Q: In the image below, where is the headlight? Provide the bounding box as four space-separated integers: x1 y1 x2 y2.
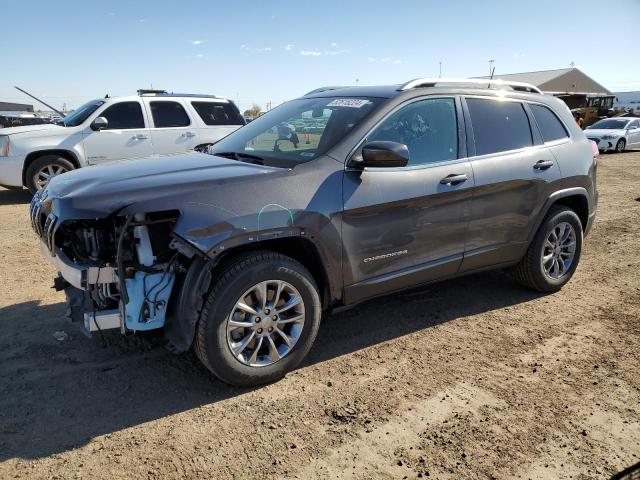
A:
0 136 9 157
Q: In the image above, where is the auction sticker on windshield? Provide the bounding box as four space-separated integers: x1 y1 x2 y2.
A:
327 99 370 108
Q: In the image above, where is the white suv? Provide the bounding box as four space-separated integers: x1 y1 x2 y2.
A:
0 90 245 193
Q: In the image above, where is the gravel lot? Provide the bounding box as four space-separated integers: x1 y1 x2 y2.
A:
1 152 639 480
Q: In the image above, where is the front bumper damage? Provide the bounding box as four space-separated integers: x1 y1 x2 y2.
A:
31 192 178 337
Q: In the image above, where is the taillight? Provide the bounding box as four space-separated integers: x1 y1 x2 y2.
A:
589 140 599 158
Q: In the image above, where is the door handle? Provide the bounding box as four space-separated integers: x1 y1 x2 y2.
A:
182 132 196 138
533 160 554 170
131 134 148 140
439 174 468 185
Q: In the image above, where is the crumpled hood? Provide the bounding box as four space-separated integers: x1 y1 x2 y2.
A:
44 152 285 218
584 129 625 138
0 123 64 136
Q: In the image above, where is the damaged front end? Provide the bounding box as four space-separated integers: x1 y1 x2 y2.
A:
31 191 192 342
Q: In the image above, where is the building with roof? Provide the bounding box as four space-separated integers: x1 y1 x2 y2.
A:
0 101 34 112
476 68 611 95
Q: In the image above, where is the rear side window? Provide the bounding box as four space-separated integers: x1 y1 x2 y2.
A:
466 98 532 155
100 102 145 129
530 104 569 142
191 102 244 126
367 97 458 166
150 101 190 128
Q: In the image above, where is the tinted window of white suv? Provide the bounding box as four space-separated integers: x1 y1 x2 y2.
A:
150 101 190 128
191 102 244 126
101 101 145 129
530 104 568 142
466 98 532 155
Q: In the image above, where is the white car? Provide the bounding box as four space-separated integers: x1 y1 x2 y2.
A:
584 117 640 153
0 90 245 192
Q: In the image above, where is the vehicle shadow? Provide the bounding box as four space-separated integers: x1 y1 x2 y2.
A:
0 187 31 206
0 270 541 460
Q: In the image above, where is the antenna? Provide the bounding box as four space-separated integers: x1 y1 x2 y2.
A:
14 86 66 117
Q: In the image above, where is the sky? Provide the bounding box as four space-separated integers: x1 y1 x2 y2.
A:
2 0 639 113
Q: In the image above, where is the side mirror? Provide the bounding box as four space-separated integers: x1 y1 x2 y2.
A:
91 116 108 131
351 141 409 168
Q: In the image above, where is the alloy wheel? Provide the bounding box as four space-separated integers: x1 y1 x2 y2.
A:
34 164 69 191
226 280 305 367
541 222 577 280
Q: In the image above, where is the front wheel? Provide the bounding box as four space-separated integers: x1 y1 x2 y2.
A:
615 138 626 153
25 155 75 194
195 251 321 387
512 206 583 292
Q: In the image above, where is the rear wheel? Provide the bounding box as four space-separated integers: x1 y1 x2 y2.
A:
512 206 583 292
25 155 75 194
195 251 321 387
615 138 626 153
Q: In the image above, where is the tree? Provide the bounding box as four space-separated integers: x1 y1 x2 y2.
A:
243 104 262 118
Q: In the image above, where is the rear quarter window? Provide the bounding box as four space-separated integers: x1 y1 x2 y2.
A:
530 104 569 143
466 98 533 156
191 102 244 126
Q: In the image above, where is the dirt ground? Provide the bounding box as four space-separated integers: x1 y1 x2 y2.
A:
0 152 639 480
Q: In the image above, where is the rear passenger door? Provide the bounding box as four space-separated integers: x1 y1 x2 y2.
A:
460 97 562 272
143 99 199 155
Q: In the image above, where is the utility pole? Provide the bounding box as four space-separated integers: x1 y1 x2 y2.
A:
570 61 575 68
355 78 360 86
439 61 442 78
488 59 495 77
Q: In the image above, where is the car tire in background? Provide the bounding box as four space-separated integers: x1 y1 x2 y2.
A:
25 155 75 194
511 205 583 293
615 138 626 153
195 251 322 387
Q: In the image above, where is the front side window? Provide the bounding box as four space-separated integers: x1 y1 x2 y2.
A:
192 102 244 126
530 104 569 143
100 102 145 130
210 96 383 166
366 98 458 166
150 101 190 128
466 98 532 155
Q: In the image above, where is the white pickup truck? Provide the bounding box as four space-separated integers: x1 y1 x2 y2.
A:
0 90 245 193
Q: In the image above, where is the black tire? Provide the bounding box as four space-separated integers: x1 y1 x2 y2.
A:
512 205 583 293
615 138 626 153
25 155 75 194
195 251 321 387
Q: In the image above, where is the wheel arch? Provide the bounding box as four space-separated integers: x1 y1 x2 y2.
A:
22 149 81 186
529 188 590 243
165 236 336 353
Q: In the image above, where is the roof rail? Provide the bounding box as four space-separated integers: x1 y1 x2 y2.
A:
137 89 219 99
398 77 543 94
304 86 348 96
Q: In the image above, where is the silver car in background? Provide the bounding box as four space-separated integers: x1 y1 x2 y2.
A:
585 117 640 153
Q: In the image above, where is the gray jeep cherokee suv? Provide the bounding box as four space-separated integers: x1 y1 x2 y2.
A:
30 78 597 386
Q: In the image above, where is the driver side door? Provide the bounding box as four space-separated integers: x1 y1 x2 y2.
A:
341 97 474 304
83 101 153 164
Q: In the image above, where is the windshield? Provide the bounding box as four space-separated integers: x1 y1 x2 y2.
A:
587 118 629 130
60 100 105 127
210 96 383 167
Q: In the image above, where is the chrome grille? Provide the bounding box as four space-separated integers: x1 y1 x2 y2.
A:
44 213 59 255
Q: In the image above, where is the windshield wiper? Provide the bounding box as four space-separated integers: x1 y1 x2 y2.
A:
213 151 265 165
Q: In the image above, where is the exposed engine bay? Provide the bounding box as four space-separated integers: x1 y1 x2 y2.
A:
33 199 189 340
